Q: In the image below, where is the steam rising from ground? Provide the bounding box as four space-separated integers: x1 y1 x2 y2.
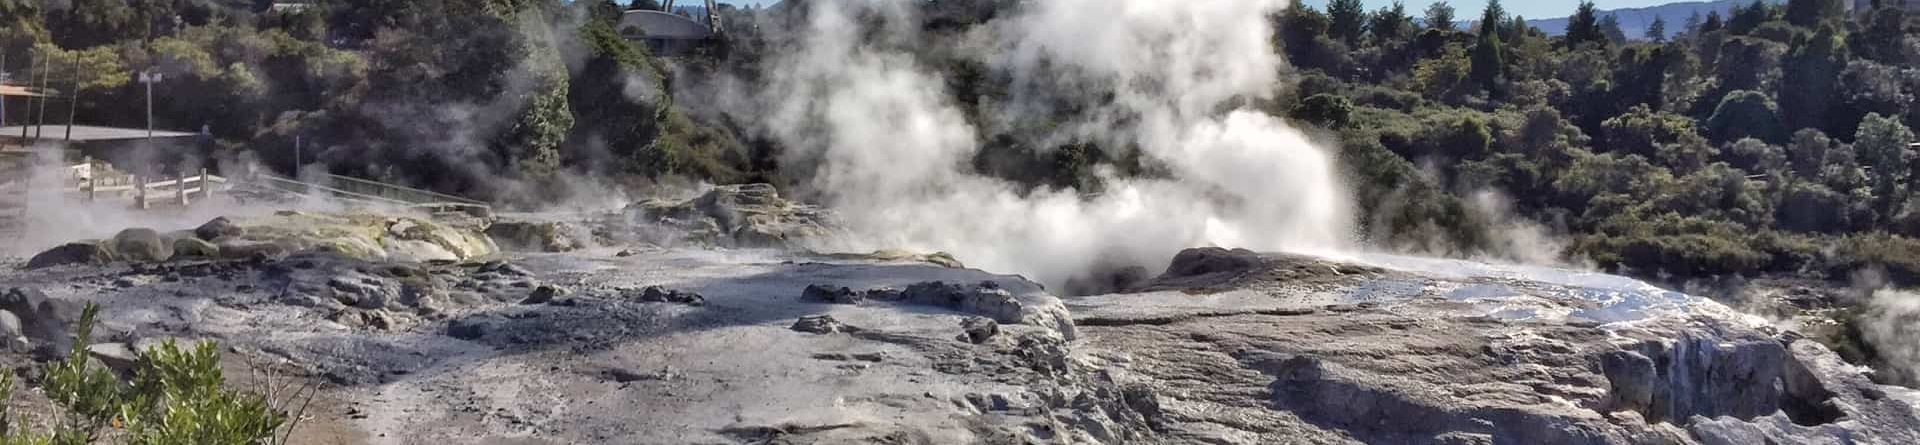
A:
0 146 293 256
1859 288 1920 386
758 0 1352 290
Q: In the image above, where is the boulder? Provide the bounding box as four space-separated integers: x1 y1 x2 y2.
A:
960 317 999 344
447 316 500 340
26 242 113 269
194 217 244 241
110 228 174 263
801 284 862 304
629 184 838 248
0 288 81 354
902 281 1026 324
329 274 398 310
1162 247 1264 278
791 315 855 334
487 221 585 253
522 285 568 305
172 237 220 259
623 286 706 306
216 239 289 260
86 343 141 374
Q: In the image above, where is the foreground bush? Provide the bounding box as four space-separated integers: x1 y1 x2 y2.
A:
0 304 297 445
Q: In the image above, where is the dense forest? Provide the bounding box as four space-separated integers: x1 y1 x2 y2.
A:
1267 0 1920 287
3 0 1920 289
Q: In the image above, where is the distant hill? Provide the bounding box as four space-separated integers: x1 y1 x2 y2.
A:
1519 0 1785 40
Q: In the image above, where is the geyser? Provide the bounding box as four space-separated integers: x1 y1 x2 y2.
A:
754 0 1351 292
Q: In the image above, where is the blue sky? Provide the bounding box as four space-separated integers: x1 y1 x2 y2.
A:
716 1 1685 20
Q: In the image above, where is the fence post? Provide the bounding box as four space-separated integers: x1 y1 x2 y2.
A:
134 175 148 210
83 156 96 202
199 168 212 199
175 173 188 207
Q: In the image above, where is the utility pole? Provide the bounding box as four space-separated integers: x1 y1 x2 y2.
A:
66 53 78 142
33 53 49 140
19 52 32 140
1 52 9 131
139 70 162 146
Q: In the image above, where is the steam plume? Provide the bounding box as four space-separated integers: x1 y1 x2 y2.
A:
755 0 1352 290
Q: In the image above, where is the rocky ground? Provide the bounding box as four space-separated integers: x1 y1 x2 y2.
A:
0 185 1917 444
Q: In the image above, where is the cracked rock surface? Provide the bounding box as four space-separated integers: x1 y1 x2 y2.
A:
1 213 1916 444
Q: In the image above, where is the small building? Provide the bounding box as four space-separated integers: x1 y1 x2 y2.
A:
1853 0 1920 14
0 125 200 176
619 2 723 55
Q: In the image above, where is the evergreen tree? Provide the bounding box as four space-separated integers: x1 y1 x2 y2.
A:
1599 14 1627 44
1327 0 1367 46
1728 0 1770 35
1469 0 1507 92
1566 1 1605 47
1369 1 1416 44
1785 0 1845 27
1647 16 1667 43
1423 1 1457 31
1702 10 1725 33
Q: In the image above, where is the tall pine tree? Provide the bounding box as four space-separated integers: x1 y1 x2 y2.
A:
1327 0 1367 46
1565 1 1605 48
1469 0 1507 93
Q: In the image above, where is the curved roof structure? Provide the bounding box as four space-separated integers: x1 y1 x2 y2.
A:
618 10 716 41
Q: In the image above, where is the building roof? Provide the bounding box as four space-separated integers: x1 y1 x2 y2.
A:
0 85 45 97
618 10 716 41
0 125 198 142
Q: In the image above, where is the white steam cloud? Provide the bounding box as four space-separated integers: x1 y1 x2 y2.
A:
1860 288 1920 385
757 0 1352 290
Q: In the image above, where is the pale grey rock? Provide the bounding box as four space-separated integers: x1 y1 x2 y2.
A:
87 343 140 374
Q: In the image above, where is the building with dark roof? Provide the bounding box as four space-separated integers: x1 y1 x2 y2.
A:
0 125 201 175
619 1 723 55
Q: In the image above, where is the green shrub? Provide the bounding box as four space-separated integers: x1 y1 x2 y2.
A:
2 304 294 445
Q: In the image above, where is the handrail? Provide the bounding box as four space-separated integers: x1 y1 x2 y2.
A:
255 174 416 207
316 174 486 205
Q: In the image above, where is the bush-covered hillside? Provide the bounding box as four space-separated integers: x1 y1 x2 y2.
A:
5 0 1920 283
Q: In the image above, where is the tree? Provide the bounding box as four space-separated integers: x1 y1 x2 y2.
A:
1598 14 1627 44
1610 46 1670 111
1291 94 1354 128
1785 0 1845 28
628 0 661 10
1834 60 1912 138
1647 16 1668 43
1423 1 1456 31
1789 129 1835 177
1468 0 1507 92
1781 24 1848 134
1854 113 1916 219
1602 105 1715 171
1702 10 1725 34
1707 90 1785 143
1713 37 1787 95
1728 0 1770 35
1566 1 1605 48
1852 6 1909 64
1369 1 1416 45
1327 0 1367 46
